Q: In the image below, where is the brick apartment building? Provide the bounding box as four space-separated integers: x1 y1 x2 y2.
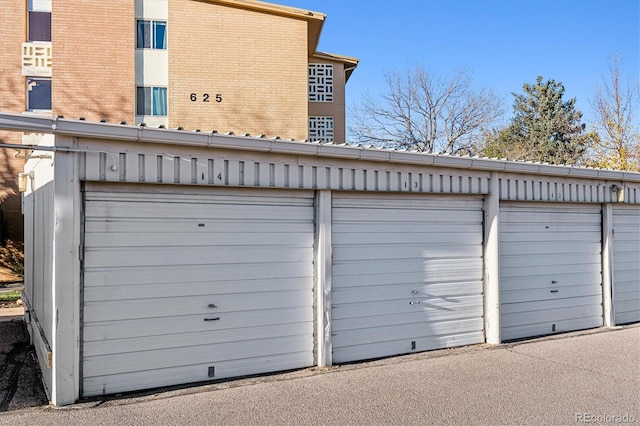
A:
0 0 358 241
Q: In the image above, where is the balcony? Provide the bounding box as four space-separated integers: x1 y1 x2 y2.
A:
22 42 52 77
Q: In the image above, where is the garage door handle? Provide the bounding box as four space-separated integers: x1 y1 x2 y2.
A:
409 300 421 305
204 317 221 321
550 290 558 293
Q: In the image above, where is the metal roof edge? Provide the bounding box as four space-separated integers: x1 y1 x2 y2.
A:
1 112 639 182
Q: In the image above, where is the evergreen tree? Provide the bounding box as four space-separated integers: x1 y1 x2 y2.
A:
482 76 590 165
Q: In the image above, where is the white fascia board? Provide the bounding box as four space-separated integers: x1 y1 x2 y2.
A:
358 149 393 162
432 155 474 168
140 127 209 145
317 144 361 159
469 158 507 171
54 119 140 141
621 172 640 182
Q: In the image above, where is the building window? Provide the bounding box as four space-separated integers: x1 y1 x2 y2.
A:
136 20 167 49
28 11 51 41
309 117 334 143
26 78 51 110
137 87 167 116
308 64 333 102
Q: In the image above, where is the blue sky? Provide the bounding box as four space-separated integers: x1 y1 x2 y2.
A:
283 0 639 128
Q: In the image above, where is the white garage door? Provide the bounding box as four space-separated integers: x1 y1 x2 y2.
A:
500 204 603 341
82 185 315 397
613 205 640 325
331 193 485 364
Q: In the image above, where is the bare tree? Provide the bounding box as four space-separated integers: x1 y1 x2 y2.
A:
586 55 640 171
349 67 503 154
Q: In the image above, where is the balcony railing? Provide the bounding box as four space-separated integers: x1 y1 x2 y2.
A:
22 42 52 77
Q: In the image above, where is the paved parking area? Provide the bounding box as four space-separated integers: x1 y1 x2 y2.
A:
0 324 638 425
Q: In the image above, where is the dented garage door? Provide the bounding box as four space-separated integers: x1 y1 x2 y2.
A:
81 185 315 397
331 193 485 363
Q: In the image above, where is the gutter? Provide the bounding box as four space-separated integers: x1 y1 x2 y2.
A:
1 112 639 182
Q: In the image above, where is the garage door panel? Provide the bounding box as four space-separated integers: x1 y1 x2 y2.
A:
84 322 313 357
84 307 311 342
85 277 312 301
86 219 311 235
500 272 600 291
84 334 313 378
333 244 483 262
613 252 640 264
501 284 603 304
499 204 603 340
501 253 601 269
85 263 312 287
502 304 603 328
501 241 601 256
333 259 484 280
613 206 640 325
500 294 602 315
500 209 601 222
333 304 484 331
500 263 601 279
499 229 602 242
84 289 313 322
332 294 483 320
332 227 482 245
333 196 482 209
86 231 313 248
82 188 315 397
86 199 313 220
83 352 312 398
333 331 484 364
85 246 313 268
501 316 604 341
333 281 482 301
332 223 481 235
333 318 483 348
332 194 484 363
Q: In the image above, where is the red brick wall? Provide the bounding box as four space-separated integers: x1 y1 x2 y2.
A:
0 0 27 241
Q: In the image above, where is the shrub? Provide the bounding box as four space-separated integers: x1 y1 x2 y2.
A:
0 240 24 279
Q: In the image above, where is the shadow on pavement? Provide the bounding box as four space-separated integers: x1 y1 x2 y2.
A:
0 319 49 411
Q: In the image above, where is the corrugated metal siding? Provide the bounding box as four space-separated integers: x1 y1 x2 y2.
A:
79 148 491 195
612 205 640 325
73 145 640 204
500 204 603 340
22 181 55 394
331 193 485 363
81 185 315 397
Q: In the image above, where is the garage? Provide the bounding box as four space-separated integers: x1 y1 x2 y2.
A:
612 205 640 325
499 204 603 341
81 184 315 397
331 193 485 363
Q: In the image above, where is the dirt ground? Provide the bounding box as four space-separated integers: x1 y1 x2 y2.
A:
0 320 49 411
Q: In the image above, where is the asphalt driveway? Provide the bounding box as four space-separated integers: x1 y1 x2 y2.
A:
0 324 638 425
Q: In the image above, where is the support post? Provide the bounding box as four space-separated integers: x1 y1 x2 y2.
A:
484 172 501 344
51 135 81 405
602 203 615 327
315 190 332 366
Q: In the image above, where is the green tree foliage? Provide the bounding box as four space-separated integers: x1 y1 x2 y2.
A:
482 76 590 165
